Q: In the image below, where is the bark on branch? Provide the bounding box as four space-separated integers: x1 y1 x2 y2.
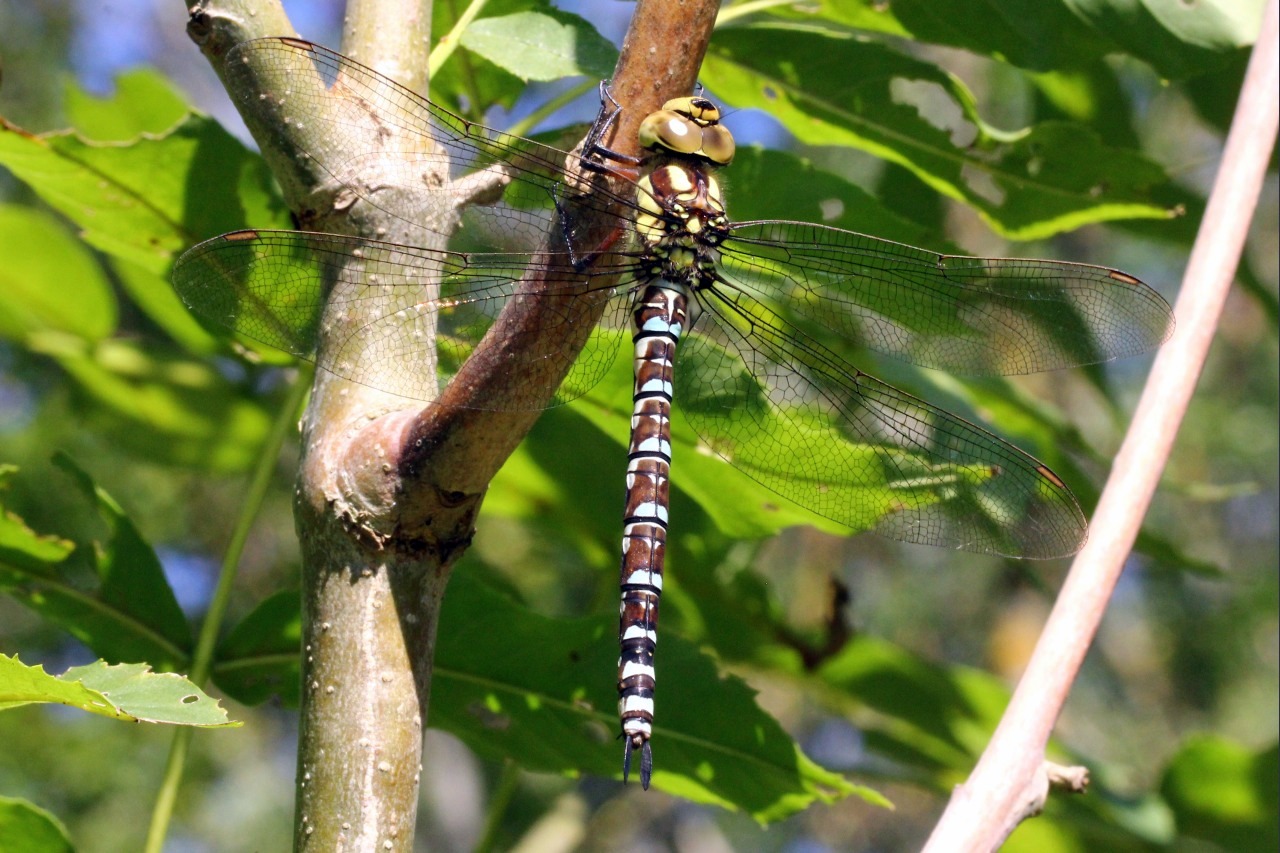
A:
183 0 722 848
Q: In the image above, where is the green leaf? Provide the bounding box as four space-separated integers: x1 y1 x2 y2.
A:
54 454 191 654
1182 47 1252 133
110 255 221 355
436 572 871 819
818 635 986 772
758 0 1257 80
759 0 1107 72
213 590 302 707
208 573 873 817
1161 735 1280 850
0 466 76 572
703 26 1176 238
490 344 836 541
460 11 617 81
1028 63 1141 149
1062 0 1263 79
0 112 287 276
0 204 117 343
0 654 238 727
0 458 191 670
564 351 848 540
35 337 276 472
0 796 75 853
62 68 189 141
727 147 959 249
1003 814 1094 852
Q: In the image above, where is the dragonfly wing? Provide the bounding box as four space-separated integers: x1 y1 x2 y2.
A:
676 284 1086 558
723 221 1173 376
222 38 631 253
172 229 627 410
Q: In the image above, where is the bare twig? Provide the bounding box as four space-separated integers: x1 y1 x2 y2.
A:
924 2 1279 848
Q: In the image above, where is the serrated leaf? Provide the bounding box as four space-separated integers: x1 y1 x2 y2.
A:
460 11 617 81
703 26 1175 239
0 112 287 276
0 654 237 727
62 68 190 142
0 796 75 853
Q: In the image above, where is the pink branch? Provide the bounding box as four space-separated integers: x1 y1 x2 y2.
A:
924 1 1280 848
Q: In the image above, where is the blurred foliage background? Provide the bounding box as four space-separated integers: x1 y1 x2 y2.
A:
0 0 1276 851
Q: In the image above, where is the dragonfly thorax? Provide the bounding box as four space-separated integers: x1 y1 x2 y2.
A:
634 162 727 290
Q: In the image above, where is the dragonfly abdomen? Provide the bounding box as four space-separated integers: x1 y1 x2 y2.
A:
618 283 687 789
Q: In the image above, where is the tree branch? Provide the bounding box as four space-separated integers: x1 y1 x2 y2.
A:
924 2 1279 848
182 0 722 848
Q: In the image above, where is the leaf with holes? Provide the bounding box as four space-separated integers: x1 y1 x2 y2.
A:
0 654 237 727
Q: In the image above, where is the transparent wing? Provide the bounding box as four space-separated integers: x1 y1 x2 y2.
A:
223 37 637 252
173 229 632 410
722 221 1174 376
676 283 1086 558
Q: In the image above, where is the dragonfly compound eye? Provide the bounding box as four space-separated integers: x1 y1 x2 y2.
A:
639 109 703 155
699 125 735 165
639 108 736 164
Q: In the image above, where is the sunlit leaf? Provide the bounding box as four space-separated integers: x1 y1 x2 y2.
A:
62 68 190 141
0 205 116 343
1162 736 1280 850
461 11 616 81
46 340 276 472
0 654 237 727
703 26 1177 239
0 111 286 276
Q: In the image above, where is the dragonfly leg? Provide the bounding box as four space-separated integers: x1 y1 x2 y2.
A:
580 81 644 175
580 81 625 159
551 182 628 269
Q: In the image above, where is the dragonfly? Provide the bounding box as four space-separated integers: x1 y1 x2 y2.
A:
172 37 1175 790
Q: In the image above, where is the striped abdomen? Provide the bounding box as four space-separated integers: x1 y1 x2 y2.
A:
618 282 687 790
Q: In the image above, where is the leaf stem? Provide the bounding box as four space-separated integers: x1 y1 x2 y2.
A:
142 368 311 853
506 79 597 139
429 0 491 78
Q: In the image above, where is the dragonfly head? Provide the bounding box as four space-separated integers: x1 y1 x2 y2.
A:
638 96 736 166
